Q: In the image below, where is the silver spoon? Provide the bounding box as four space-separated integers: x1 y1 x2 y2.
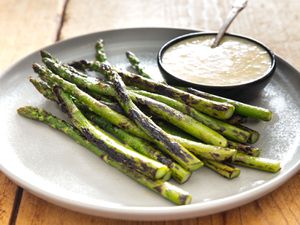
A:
211 0 248 48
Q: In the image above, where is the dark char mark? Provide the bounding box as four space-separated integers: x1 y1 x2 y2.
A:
53 86 72 117
128 109 193 162
81 128 156 178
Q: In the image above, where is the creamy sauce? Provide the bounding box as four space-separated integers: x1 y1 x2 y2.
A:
162 35 272 86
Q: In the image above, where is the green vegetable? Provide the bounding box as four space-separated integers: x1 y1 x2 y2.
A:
201 159 241 179
41 57 228 147
17 106 191 205
53 87 170 180
103 65 203 171
125 51 151 79
95 39 108 63
186 87 272 121
85 111 192 183
233 152 281 173
68 59 236 120
133 90 251 143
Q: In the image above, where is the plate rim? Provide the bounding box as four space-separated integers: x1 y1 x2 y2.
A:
0 27 300 220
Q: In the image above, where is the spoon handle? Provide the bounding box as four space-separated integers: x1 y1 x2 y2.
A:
211 0 248 48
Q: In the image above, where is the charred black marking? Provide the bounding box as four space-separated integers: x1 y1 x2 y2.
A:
53 86 71 116
128 108 192 162
117 121 131 130
114 72 195 163
69 60 90 71
219 126 226 133
187 88 211 99
211 153 220 159
100 101 124 114
134 96 183 120
154 185 163 193
81 128 156 178
179 194 188 205
156 154 173 167
185 104 192 115
226 114 248 125
111 73 131 104
228 142 254 155
211 104 230 112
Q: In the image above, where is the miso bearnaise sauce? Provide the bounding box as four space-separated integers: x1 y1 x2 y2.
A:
162 35 272 86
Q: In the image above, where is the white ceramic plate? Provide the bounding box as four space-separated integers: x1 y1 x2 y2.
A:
0 28 300 221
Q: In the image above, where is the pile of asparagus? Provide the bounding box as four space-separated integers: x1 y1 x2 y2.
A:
17 39 280 205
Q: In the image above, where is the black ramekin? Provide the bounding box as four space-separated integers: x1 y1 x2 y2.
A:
157 32 276 101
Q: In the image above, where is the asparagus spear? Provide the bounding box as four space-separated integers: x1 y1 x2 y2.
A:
30 77 124 115
186 88 272 121
53 87 170 180
125 51 151 79
102 65 203 171
95 39 108 63
17 106 191 205
85 111 192 183
156 119 261 159
42 57 228 147
32 64 170 178
30 77 57 102
158 119 240 178
133 90 251 143
232 152 281 173
148 120 241 179
40 51 88 78
30 76 233 162
34 64 203 171
111 71 235 120
68 60 236 120
171 135 237 162
131 92 228 147
201 159 241 179
33 64 150 140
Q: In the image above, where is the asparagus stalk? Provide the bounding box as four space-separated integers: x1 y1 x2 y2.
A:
30 77 124 115
68 60 235 120
186 88 272 121
95 39 108 63
131 92 228 147
171 135 237 162
103 65 203 171
34 64 203 171
111 71 235 120
125 51 151 79
41 58 228 147
40 51 88 78
201 159 241 179
232 152 281 173
17 106 191 205
154 120 198 141
85 111 192 183
158 118 240 178
30 76 233 162
29 78 169 181
33 64 150 140
30 77 57 102
152 121 237 161
133 90 251 143
54 87 170 180
156 120 261 159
